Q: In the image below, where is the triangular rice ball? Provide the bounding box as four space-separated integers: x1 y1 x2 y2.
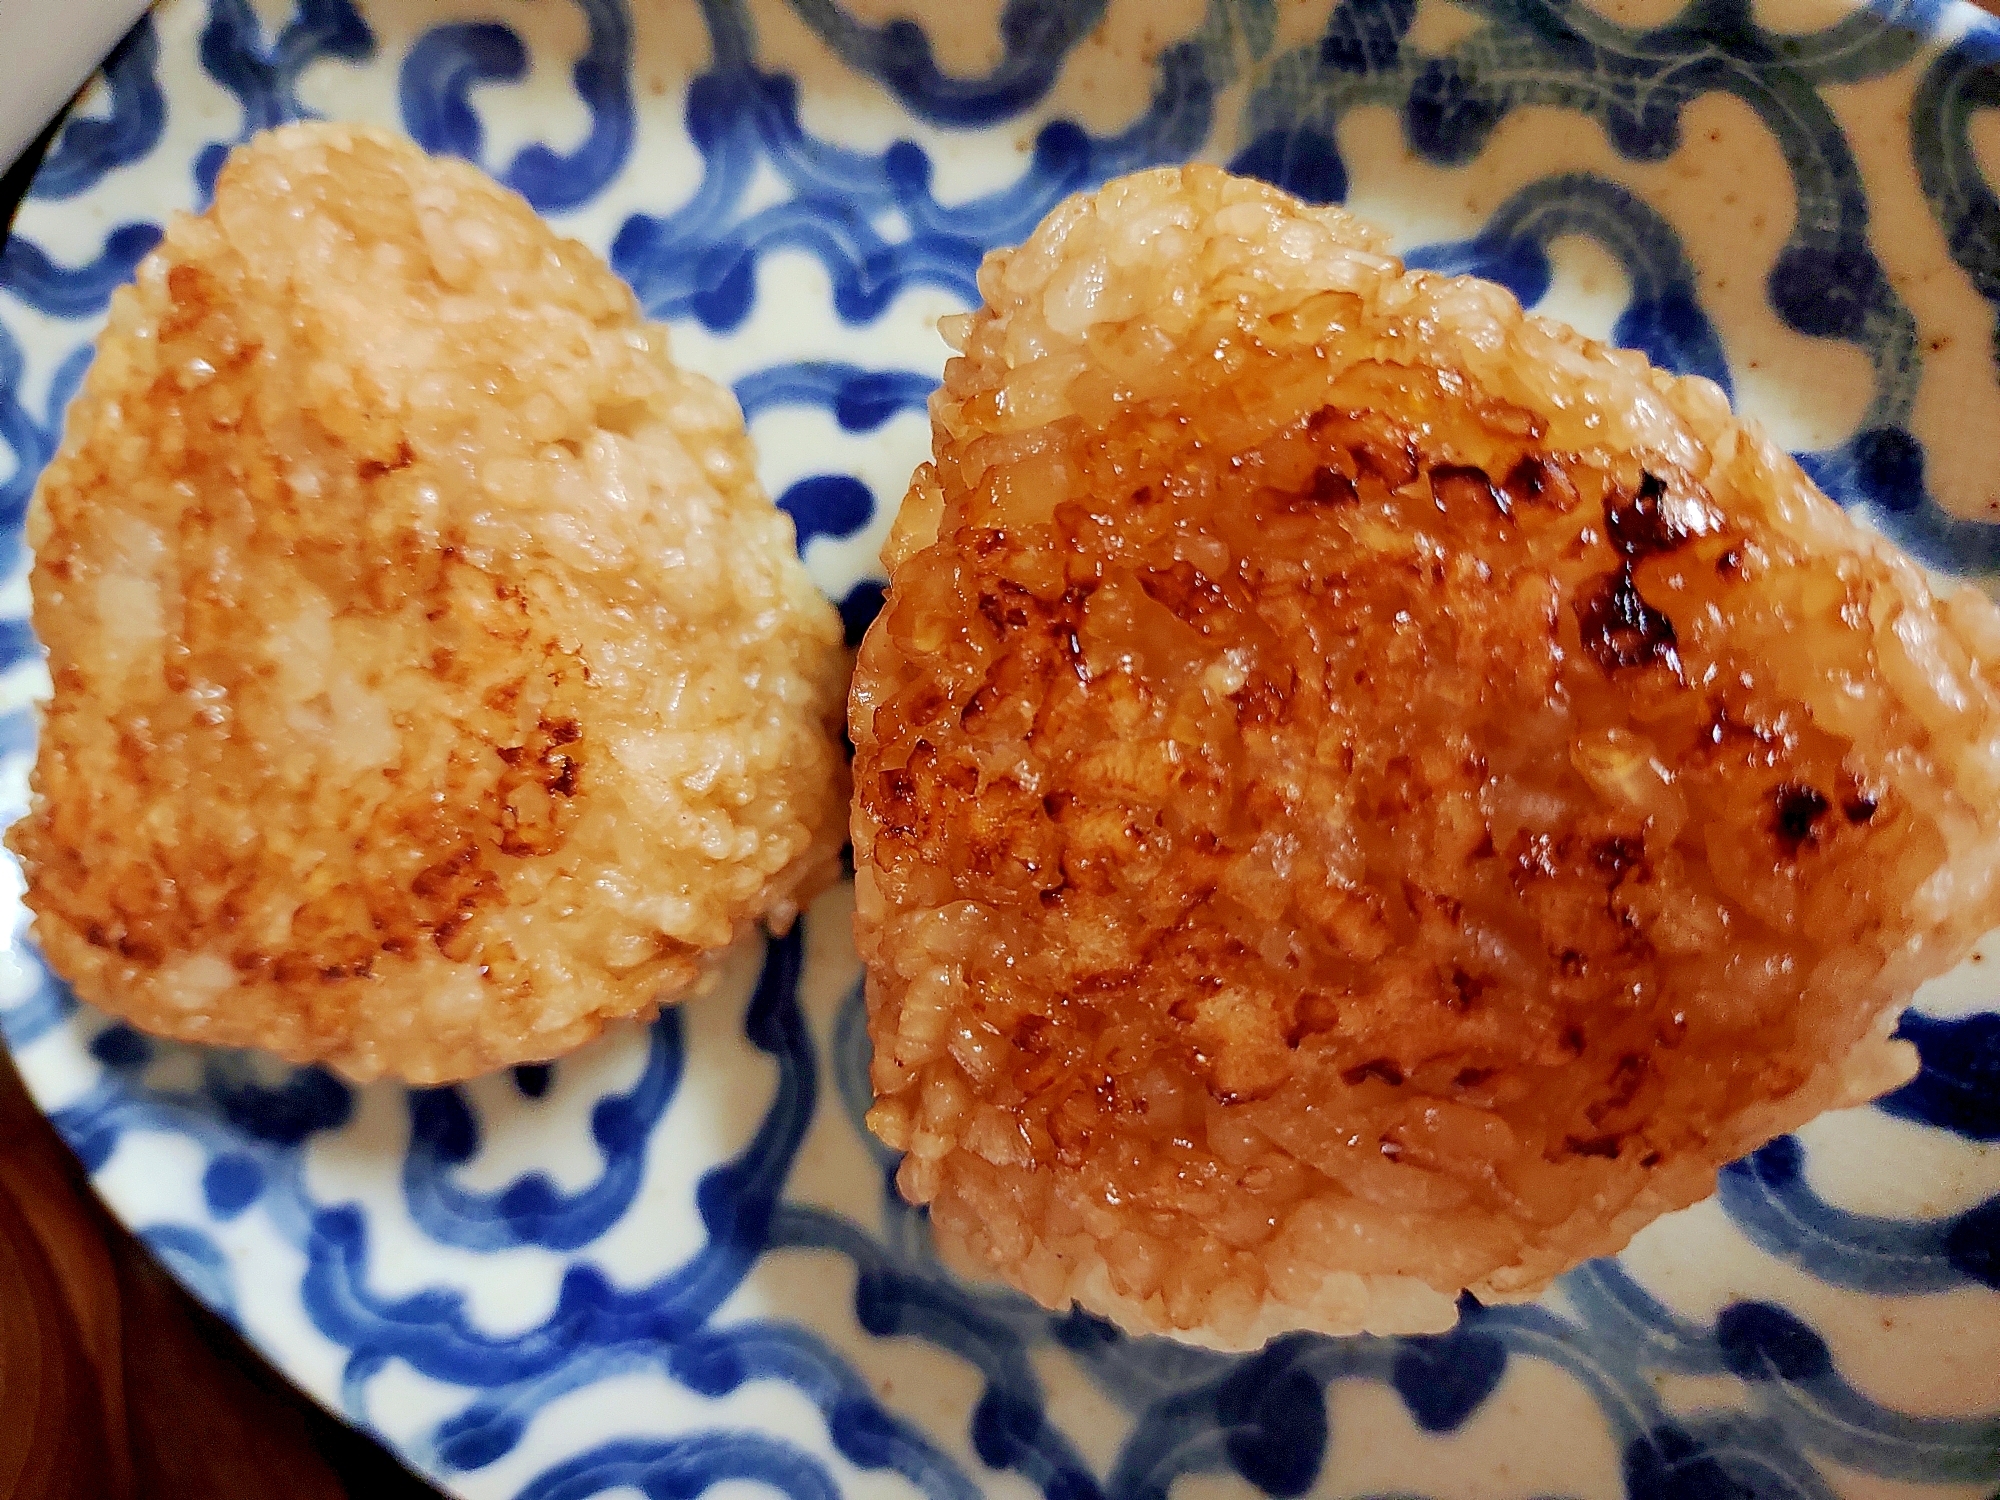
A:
850 165 2000 1346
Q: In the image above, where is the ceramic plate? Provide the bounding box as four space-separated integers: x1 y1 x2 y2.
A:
3 0 1999 1494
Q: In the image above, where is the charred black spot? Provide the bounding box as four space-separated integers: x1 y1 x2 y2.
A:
1844 794 1879 824
1587 1052 1650 1122
1430 463 1509 517
960 683 999 726
1447 966 1487 1010
1603 471 1690 560
877 767 920 838
1306 465 1359 504
1342 1057 1406 1087
357 440 415 482
1593 836 1647 880
1507 453 1581 510
1565 1133 1623 1159
1561 1025 1587 1056
1353 439 1419 489
1503 454 1553 506
1716 545 1745 578
1577 565 1682 676
1512 832 1561 887
1772 781 1831 854
545 717 582 746
547 756 579 798
1285 992 1342 1048
1141 560 1230 633
977 582 1036 635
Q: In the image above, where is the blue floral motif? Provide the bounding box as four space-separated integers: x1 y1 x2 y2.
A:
3 972 81 1051
837 580 888 647
604 0 1226 334
47 1032 351 1253
779 476 878 551
609 61 995 332
4 1 2000 1497
304 934 811 1395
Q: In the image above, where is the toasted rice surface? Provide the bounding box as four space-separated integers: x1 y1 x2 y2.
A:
849 165 2000 1345
11 122 850 1083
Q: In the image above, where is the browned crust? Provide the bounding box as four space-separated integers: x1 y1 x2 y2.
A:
848 165 1997 1345
11 123 850 1083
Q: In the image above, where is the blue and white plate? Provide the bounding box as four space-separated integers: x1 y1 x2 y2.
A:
4 0 1999 1494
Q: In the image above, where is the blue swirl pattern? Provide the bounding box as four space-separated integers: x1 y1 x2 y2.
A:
3 0 2000 1496
400 0 632 211
402 1020 682 1252
28 17 167 201
192 0 375 196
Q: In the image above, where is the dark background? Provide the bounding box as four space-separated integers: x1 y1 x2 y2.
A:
0 103 444 1500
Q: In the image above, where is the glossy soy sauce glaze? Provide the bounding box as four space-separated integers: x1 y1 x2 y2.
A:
851 166 2000 1344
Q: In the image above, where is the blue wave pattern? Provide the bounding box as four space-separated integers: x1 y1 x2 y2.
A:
401 1017 681 1253
29 16 167 202
2 0 1999 1496
192 0 375 199
1236 0 1994 570
1404 173 1734 397
18 932 1995 1499
1719 1134 2000 1294
400 0 632 211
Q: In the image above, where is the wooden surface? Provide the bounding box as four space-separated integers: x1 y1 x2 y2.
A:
0 113 443 1500
0 1048 443 1498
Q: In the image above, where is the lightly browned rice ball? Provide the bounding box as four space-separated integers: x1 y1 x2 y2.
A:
848 164 2000 1348
9 123 850 1084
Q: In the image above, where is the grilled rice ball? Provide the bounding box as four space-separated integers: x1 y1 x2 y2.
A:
10 123 850 1084
848 165 2000 1346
